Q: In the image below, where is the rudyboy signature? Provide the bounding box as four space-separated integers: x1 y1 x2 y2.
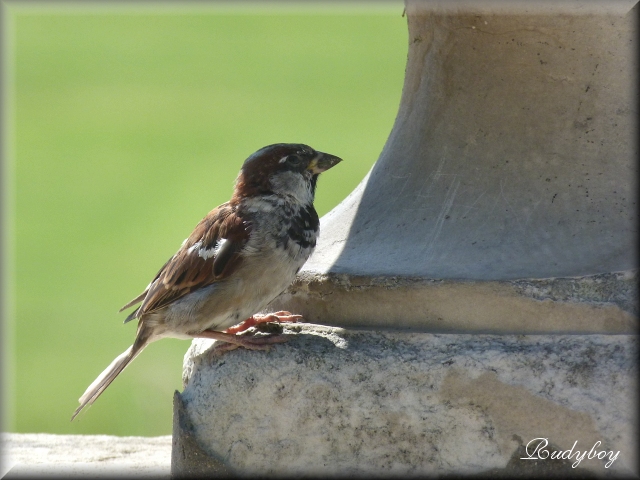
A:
520 437 619 469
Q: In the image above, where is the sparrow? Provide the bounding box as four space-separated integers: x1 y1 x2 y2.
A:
72 143 342 420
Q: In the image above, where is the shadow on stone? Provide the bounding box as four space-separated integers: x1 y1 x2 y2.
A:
172 391 233 478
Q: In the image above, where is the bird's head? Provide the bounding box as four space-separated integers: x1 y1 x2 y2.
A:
232 143 342 205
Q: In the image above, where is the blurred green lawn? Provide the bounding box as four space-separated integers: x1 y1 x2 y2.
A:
5 3 407 436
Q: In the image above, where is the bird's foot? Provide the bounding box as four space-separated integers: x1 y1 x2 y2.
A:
224 311 303 334
195 329 290 355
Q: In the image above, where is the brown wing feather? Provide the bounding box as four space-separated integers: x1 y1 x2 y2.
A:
123 203 251 320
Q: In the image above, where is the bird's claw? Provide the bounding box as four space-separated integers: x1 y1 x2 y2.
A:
207 331 291 357
224 310 303 334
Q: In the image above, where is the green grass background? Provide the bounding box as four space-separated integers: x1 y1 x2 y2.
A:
6 3 407 436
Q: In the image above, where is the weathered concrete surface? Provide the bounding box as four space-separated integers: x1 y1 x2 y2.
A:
176 324 638 477
1 433 171 478
304 4 638 281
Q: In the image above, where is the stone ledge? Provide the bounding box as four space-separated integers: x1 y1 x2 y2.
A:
176 323 638 477
1 433 171 478
268 271 638 334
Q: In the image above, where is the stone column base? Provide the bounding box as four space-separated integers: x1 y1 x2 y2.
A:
172 323 637 477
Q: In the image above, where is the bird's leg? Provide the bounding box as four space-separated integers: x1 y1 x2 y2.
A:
224 310 303 334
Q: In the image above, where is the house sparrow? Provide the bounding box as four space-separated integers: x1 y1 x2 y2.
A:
72 143 341 420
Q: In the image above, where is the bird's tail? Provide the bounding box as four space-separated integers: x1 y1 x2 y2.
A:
71 331 149 421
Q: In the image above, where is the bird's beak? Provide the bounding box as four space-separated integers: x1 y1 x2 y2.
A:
307 151 342 174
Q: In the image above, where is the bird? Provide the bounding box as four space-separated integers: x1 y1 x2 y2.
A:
72 143 342 420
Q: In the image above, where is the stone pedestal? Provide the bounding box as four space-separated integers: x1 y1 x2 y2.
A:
172 1 637 476
269 1 638 331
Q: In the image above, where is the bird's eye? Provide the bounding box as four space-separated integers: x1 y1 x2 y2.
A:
287 155 303 166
